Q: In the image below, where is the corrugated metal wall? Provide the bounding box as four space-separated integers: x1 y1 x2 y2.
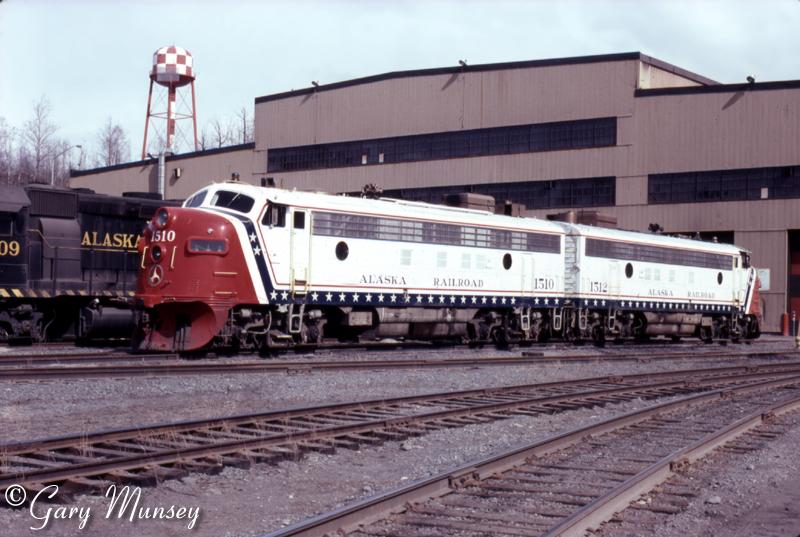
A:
255 60 639 150
70 147 261 199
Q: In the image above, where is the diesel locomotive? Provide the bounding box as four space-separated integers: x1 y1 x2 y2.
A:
0 184 176 343
133 181 760 353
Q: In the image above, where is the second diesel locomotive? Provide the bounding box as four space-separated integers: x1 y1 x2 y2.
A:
133 181 760 352
0 184 177 343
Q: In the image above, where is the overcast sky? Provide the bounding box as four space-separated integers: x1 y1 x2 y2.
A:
1 0 798 163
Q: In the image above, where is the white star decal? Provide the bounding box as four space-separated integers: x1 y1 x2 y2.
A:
601 300 606 306
280 291 288 300
554 298 559 305
460 296 467 304
450 296 456 303
311 292 319 301
481 297 487 304
471 297 477 304
325 292 333 301
593 299 598 306
428 295 434 303
270 291 277 300
339 293 347 301
544 298 549 305
510 297 516 304
253 246 262 256
378 294 384 302
390 295 396 303
491 297 497 304
249 233 257 242
365 293 372 302
501 297 506 304
439 295 445 303
352 293 360 301
534 298 540 305
417 295 423 303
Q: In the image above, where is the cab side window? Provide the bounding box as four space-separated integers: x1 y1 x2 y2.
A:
293 211 305 229
740 253 751 268
263 203 286 227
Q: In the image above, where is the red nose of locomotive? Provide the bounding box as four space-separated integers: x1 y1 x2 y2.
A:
134 207 258 351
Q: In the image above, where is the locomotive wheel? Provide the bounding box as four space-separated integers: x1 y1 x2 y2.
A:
591 324 605 347
493 327 510 350
700 326 713 344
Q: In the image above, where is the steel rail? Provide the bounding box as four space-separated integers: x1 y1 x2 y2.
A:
4 363 797 455
541 396 800 536
2 366 800 495
266 375 800 537
0 351 176 366
1 348 799 381
4 361 797 455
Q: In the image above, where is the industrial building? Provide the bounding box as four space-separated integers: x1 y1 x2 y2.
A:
70 52 800 332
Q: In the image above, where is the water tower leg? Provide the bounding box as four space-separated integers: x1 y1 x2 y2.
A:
191 80 199 152
142 79 154 160
167 86 176 151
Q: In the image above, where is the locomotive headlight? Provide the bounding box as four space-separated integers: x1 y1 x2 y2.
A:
155 208 170 229
151 244 163 263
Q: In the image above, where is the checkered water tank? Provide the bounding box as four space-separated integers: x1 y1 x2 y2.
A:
150 45 194 87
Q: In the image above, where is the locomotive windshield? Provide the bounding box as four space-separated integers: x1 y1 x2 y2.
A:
184 189 208 208
211 190 255 213
740 251 751 268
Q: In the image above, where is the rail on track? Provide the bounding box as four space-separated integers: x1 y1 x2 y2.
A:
1 348 799 381
268 376 800 537
3 364 800 500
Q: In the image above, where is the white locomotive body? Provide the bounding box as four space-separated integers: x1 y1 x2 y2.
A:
134 182 760 352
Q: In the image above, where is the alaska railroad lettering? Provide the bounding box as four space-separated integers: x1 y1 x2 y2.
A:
81 232 140 250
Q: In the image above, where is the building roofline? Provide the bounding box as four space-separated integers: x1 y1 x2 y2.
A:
638 53 718 86
70 142 255 178
635 79 800 97
255 52 715 104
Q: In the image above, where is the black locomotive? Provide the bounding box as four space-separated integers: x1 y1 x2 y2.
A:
0 184 177 343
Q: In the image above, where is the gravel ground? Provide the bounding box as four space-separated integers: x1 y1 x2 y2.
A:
0 336 797 537
2 337 796 443
0 395 685 536
595 408 800 537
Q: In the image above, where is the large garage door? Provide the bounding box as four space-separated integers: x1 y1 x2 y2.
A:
788 231 800 318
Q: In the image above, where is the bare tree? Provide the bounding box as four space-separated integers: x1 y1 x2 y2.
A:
235 107 254 144
22 96 58 183
210 118 231 148
0 117 14 184
145 129 167 159
95 117 130 167
198 126 209 151
50 139 77 187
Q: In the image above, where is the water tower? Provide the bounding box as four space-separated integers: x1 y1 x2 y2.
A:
141 45 199 159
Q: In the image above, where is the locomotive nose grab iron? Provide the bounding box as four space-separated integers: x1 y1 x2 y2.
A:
133 182 761 353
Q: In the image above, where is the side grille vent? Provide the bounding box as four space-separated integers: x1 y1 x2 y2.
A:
27 188 78 218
